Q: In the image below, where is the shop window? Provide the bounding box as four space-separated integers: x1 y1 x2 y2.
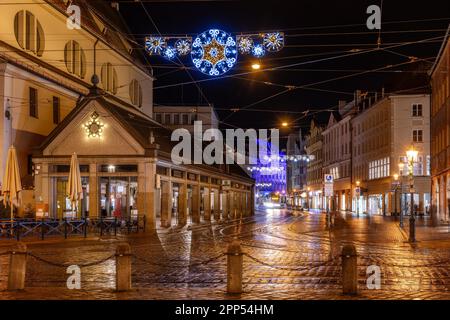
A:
14 10 45 56
64 40 86 79
101 62 118 94
99 165 138 173
129 79 142 107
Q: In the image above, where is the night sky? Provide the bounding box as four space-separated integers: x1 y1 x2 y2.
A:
117 0 450 135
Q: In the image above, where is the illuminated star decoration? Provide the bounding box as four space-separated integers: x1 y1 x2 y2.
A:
263 32 285 52
237 36 254 54
83 112 104 138
175 38 192 56
191 29 237 76
252 44 265 58
145 36 166 55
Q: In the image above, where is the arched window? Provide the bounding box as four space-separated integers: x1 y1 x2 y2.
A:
14 10 45 56
101 63 118 94
64 40 86 79
129 79 143 107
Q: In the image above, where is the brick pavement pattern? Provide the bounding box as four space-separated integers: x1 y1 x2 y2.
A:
1 210 450 300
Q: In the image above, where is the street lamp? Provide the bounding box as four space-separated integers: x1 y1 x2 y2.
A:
306 187 310 210
393 174 399 217
406 146 418 242
398 162 405 228
356 180 360 217
251 62 261 70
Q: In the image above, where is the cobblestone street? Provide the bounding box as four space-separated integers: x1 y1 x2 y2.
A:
1 209 450 300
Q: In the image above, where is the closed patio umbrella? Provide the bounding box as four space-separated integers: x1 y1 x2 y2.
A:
2 146 22 234
67 153 83 219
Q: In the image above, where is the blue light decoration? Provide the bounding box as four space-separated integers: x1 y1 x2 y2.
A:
237 35 254 54
191 29 237 76
163 46 177 60
175 38 191 56
252 44 266 58
145 36 166 55
144 29 285 76
263 32 284 52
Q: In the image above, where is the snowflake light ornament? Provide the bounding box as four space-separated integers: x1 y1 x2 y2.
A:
237 36 254 55
163 46 177 60
252 44 266 58
145 36 166 55
191 29 237 76
263 32 284 52
175 38 191 56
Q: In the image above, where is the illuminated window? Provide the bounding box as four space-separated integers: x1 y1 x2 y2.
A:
369 157 390 180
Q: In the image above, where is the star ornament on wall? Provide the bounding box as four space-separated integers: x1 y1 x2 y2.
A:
83 112 104 138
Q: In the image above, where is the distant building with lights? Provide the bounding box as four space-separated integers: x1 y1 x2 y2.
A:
305 119 325 210
286 129 308 208
322 100 357 212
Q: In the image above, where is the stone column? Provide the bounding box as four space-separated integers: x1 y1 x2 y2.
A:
161 180 172 228
178 183 188 226
203 187 211 221
222 191 229 220
138 161 156 229
191 185 200 223
88 163 98 218
213 189 220 220
230 192 236 219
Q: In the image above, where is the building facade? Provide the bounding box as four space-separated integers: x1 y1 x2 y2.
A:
322 101 355 212
305 120 324 209
430 25 450 225
0 0 153 211
351 93 431 216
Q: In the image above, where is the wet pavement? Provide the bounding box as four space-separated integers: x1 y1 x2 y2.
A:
1 209 450 300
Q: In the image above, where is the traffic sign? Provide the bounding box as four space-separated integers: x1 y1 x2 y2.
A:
324 174 334 184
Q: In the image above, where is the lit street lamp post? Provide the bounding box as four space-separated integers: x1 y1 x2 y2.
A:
393 174 399 217
406 147 418 243
356 181 360 217
398 163 405 228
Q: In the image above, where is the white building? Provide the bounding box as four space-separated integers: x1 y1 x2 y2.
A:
351 93 431 215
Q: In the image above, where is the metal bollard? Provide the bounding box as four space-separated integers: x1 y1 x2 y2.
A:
115 243 132 291
341 244 358 295
226 240 243 294
8 242 27 291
